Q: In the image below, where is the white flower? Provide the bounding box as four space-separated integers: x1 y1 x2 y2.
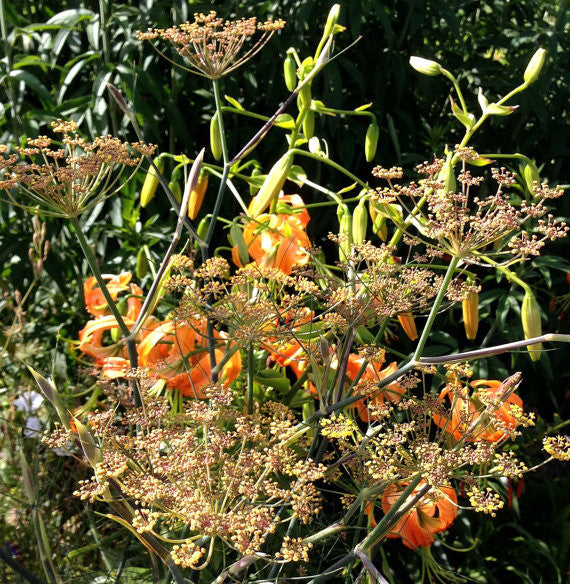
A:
13 391 44 413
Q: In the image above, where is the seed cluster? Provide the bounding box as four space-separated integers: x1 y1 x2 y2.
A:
137 12 285 79
0 120 156 217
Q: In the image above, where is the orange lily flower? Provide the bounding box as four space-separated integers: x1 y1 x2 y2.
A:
84 272 132 317
78 314 136 360
137 318 241 398
233 194 311 275
79 282 156 376
346 356 405 422
380 481 458 549
433 378 524 443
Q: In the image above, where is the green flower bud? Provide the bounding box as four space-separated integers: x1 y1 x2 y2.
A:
439 162 456 194
524 48 546 85
352 199 368 245
303 110 315 140
409 56 442 76
140 157 164 207
521 159 540 195
284 51 297 91
230 222 250 267
210 113 222 161
249 167 262 196
298 84 312 110
168 180 182 204
364 122 379 162
136 247 149 279
323 4 341 39
521 290 542 361
248 153 293 217
338 204 352 261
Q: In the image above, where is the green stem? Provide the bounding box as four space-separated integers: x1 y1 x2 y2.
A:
475 253 531 292
289 149 369 190
419 333 570 364
412 255 460 361
441 68 468 114
205 79 230 246
246 343 254 414
357 475 425 552
69 216 142 407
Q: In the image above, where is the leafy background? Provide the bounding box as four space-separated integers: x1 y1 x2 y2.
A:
0 0 568 582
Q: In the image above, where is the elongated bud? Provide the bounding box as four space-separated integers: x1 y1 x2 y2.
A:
398 312 418 341
521 159 539 194
168 180 182 204
298 84 312 110
284 51 297 91
194 215 210 250
352 199 368 245
524 48 546 85
136 247 149 279
364 122 379 162
188 172 209 219
248 153 293 217
210 113 223 161
197 216 209 240
410 56 442 76
249 167 262 196
521 290 542 361
140 157 164 207
462 290 479 340
322 4 341 39
338 204 352 260
230 222 250 267
303 110 315 140
439 162 456 194
373 213 388 241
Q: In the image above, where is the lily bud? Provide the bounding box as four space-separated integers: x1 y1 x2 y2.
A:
338 204 352 260
524 48 546 85
297 84 312 111
284 51 297 91
439 162 456 194
352 199 368 245
136 247 149 279
188 172 209 220
140 157 164 207
373 214 388 241
365 122 379 162
210 113 223 161
194 215 210 250
168 180 182 204
398 312 418 341
462 290 479 340
521 159 540 194
303 110 315 140
521 290 542 361
323 4 341 39
230 222 250 267
249 167 262 196
248 153 293 217
409 56 442 76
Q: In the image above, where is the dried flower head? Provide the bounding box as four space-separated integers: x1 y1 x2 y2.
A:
372 148 567 259
137 11 285 79
0 120 156 217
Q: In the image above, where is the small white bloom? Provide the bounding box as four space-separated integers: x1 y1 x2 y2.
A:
13 391 44 413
